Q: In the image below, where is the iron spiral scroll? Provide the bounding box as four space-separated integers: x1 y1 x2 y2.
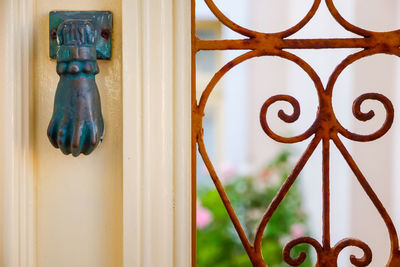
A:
192 0 400 266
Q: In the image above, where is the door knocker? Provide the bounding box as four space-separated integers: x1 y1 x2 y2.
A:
47 11 112 156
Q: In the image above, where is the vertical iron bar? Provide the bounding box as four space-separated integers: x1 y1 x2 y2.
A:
322 137 331 250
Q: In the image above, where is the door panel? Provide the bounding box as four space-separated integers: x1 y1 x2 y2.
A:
34 1 122 266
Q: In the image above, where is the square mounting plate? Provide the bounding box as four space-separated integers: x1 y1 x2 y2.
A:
49 11 112 60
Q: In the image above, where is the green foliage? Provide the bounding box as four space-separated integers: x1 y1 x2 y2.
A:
197 151 313 267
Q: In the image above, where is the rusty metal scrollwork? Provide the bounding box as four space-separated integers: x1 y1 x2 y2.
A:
192 1 400 266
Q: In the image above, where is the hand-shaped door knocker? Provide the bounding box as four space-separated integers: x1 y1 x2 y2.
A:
48 12 111 157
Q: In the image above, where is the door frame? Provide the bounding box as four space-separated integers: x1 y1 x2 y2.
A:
0 0 35 266
0 0 192 267
122 0 191 267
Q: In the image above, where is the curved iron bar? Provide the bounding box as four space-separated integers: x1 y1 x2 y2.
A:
204 0 321 39
277 0 321 38
203 0 260 38
326 48 381 96
197 137 254 259
283 237 323 266
259 94 317 144
198 50 262 114
253 135 321 255
333 238 373 267
258 49 324 144
196 47 323 266
325 0 400 36
192 0 400 266
326 48 397 142
325 0 372 37
339 93 394 142
283 237 373 267
332 135 400 261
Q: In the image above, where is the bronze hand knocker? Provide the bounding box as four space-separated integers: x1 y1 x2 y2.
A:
48 12 112 157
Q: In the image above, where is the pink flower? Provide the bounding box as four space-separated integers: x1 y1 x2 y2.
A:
219 161 236 184
197 200 213 229
290 224 306 238
201 164 209 175
259 168 272 180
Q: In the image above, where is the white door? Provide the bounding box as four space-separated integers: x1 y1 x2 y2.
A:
0 1 191 267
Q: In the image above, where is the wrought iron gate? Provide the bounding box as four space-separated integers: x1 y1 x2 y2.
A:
191 1 400 266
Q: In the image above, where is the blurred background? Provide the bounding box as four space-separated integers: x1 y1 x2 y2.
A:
195 1 400 266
